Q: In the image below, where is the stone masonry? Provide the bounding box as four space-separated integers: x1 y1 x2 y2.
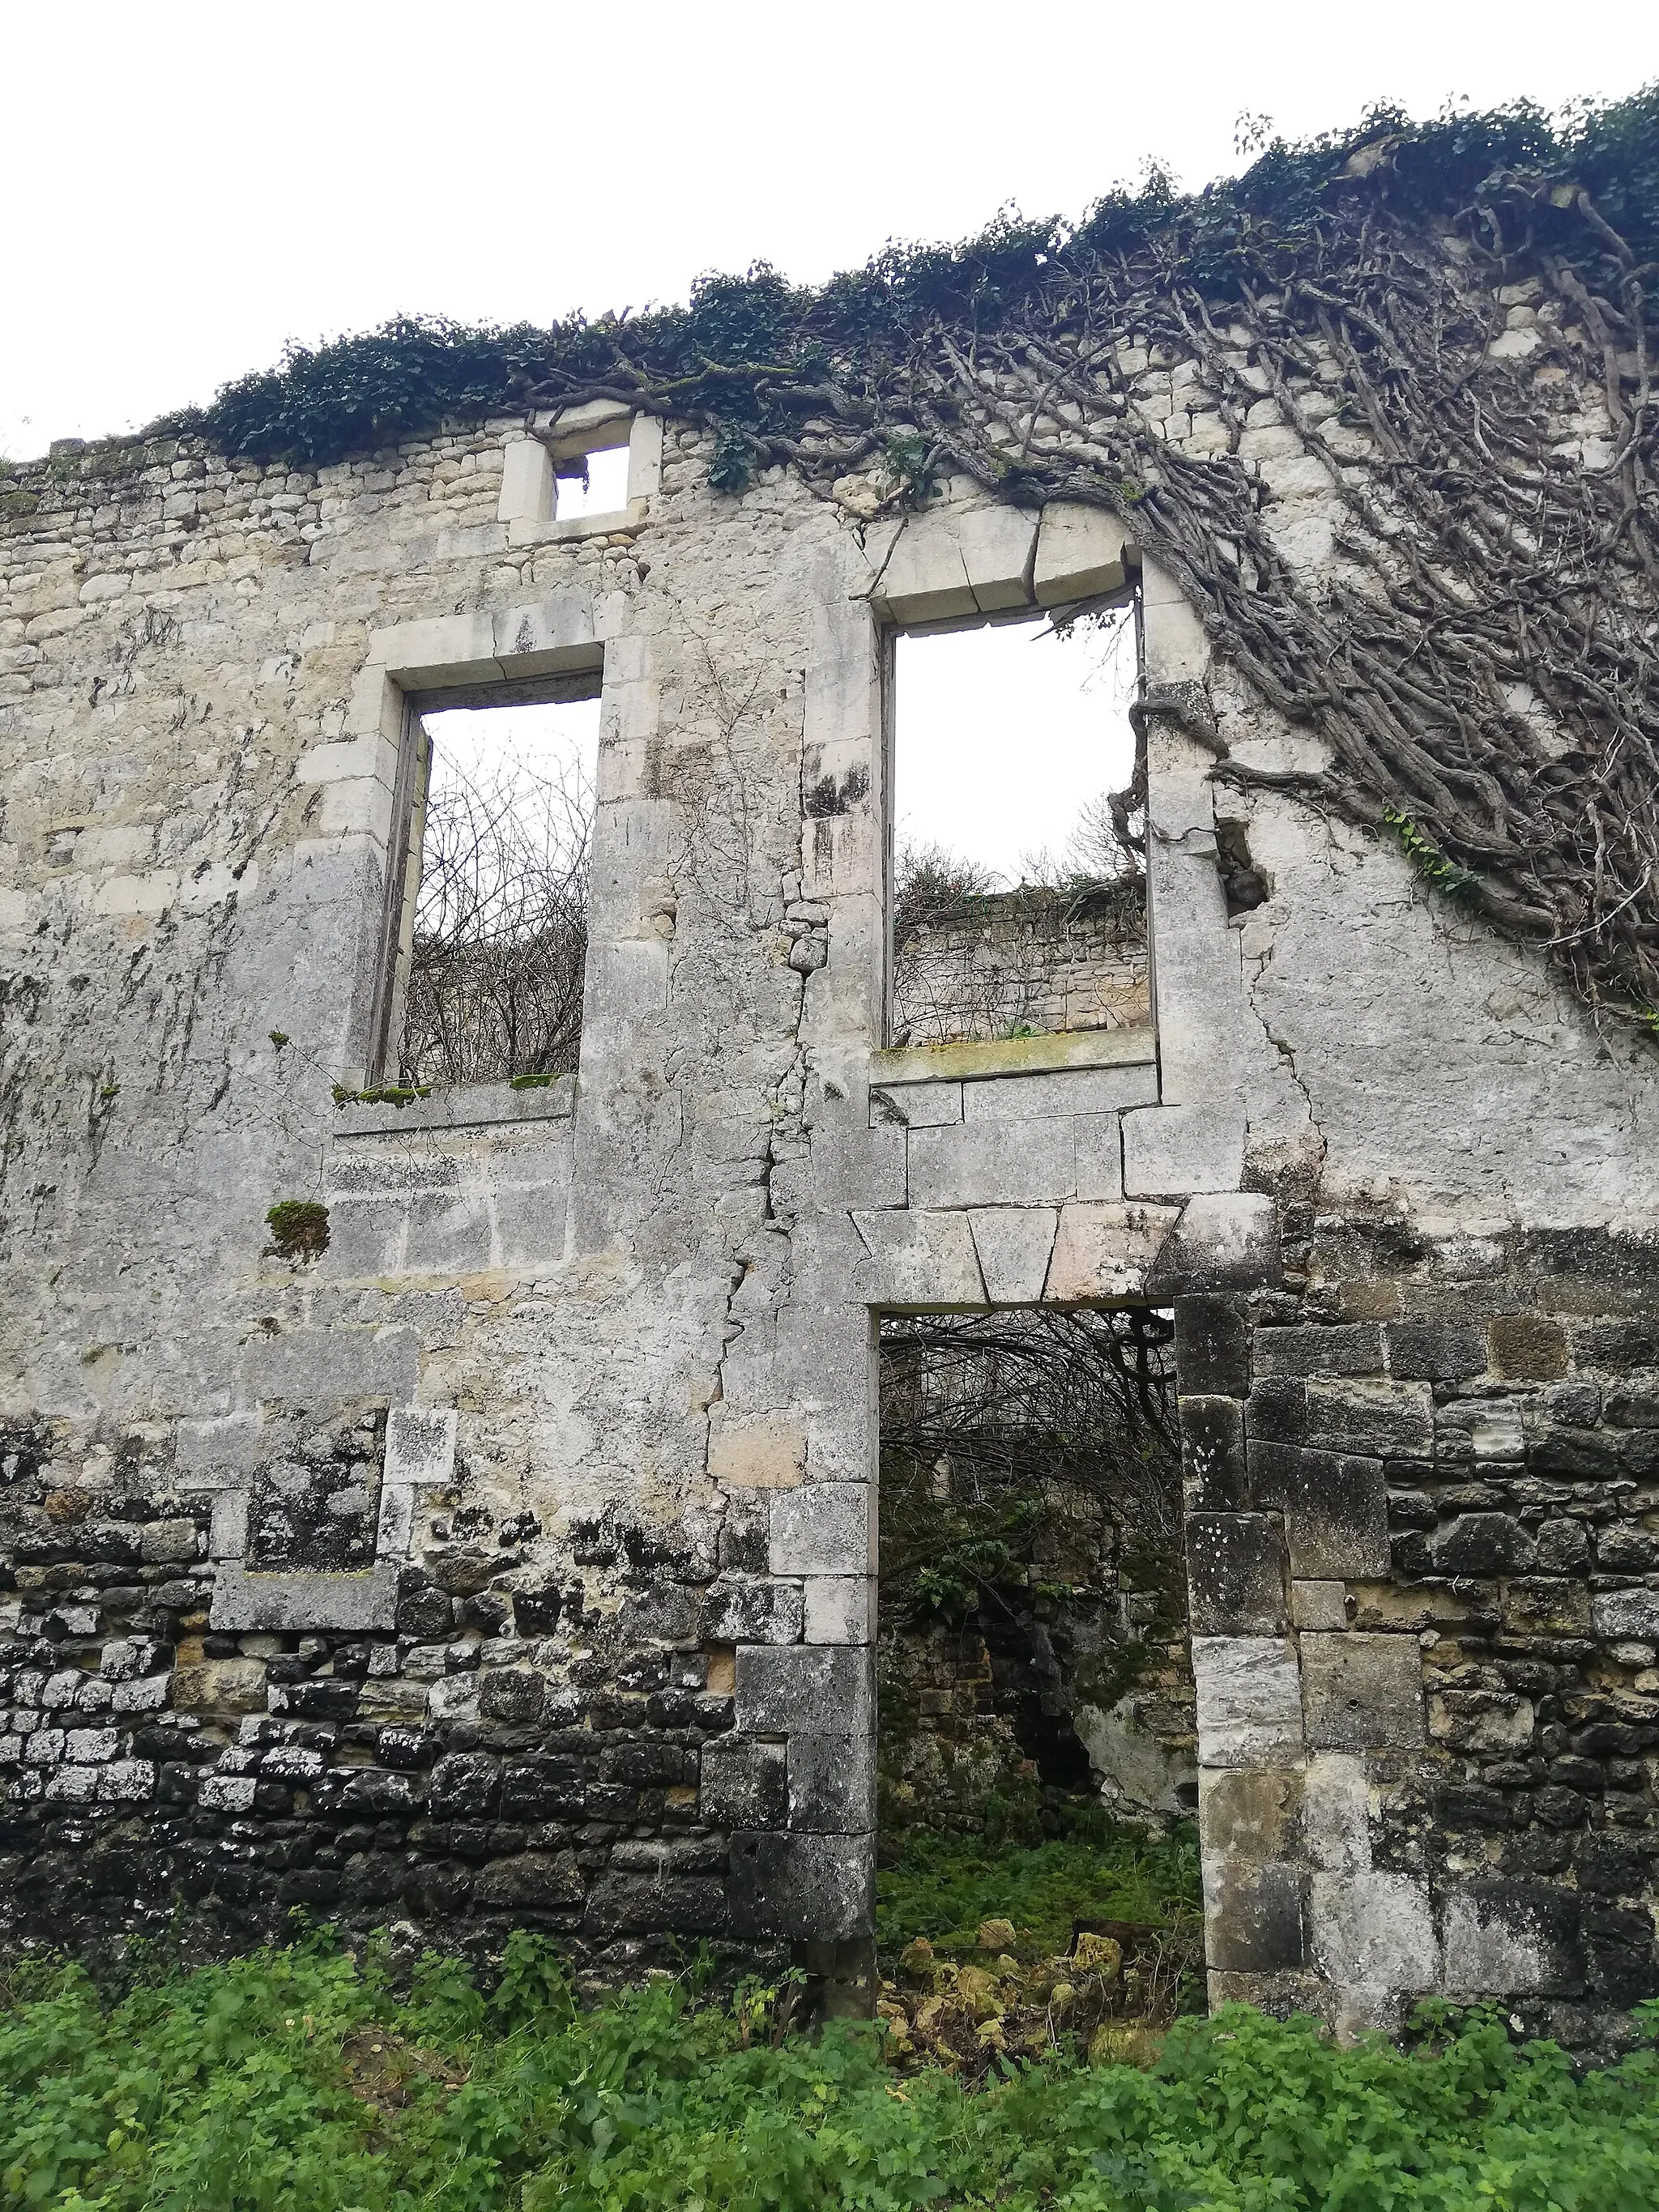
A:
892 886 1149 1046
2 344 1658 2039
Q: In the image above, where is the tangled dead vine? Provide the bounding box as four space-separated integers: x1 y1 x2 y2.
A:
159 96 1659 1030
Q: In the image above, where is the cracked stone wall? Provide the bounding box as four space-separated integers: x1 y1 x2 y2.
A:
0 335 1656 2039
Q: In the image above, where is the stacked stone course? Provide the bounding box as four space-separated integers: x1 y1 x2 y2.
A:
2 287 1657 2039
1184 1221 1659 2048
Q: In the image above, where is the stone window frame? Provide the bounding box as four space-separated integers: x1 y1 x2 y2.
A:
497 401 663 547
186 1404 458 1634
352 621 610 1093
869 500 1137 1053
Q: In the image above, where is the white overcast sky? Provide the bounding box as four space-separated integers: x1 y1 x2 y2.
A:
427 616 1135 888
7 0 1654 460
12 0 1654 876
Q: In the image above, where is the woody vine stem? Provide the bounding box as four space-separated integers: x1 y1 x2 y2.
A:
518 170 1659 1033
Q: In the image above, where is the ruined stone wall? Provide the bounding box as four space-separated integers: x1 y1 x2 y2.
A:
0 411 892 1985
0 305 1656 2041
892 889 1148 1047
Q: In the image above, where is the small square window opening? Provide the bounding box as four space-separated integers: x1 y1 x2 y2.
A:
554 441 631 520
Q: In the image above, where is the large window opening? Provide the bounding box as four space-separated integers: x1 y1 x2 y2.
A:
385 688 599 1087
874 1306 1200 2069
889 605 1147 1048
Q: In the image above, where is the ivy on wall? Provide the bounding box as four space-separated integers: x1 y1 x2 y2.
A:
141 90 1659 1030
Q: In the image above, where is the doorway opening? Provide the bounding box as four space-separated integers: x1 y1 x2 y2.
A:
873 1304 1201 2067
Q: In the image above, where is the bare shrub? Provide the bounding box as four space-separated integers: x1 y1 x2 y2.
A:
398 748 591 1085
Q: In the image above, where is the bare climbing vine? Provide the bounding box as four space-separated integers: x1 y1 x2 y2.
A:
156 96 1659 1030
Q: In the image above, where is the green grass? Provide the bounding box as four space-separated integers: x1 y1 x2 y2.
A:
875 1823 1202 1961
1 1927 1657 2210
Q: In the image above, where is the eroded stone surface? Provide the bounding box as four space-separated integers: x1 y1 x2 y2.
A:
0 373 1656 2044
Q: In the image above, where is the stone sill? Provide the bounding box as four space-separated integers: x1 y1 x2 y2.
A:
335 1075 575 1136
506 497 649 549
872 1025 1156 1088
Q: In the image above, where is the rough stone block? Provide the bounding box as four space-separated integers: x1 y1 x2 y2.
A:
1122 1102 1245 1199
954 505 1041 612
870 1081 961 1129
500 1755 585 1822
810 1119 906 1208
1430 1512 1536 1575
908 1117 1077 1208
497 437 552 525
403 1191 494 1273
769 1485 873 1578
734 1644 874 1737
1187 1513 1288 1635
702 1577 805 1645
1503 1578 1592 1636
700 1736 787 1828
474 1848 586 1914
1199 1764 1303 1861
962 1065 1156 1120
1247 1443 1389 1578
429 1751 501 1819
788 1733 876 1831
584 1869 728 1937
1291 1580 1350 1630
851 1209 985 1306
1034 502 1129 606
171 1658 268 1713
1303 1378 1434 1459
803 1576 874 1645
727 1829 873 1939
1073 1115 1127 1202
1384 1322 1488 1382
1300 1634 1423 1751
1181 1395 1247 1510
237 1328 420 1412
321 1201 407 1285
1146 1194 1282 1297
1309 1867 1439 1993
710 1421 806 1492
1440 1881 1585 1996
1253 1325 1384 1380
385 1406 457 1486
967 1208 1058 1303
1192 1636 1305 1768
1243 1379 1307 1447
1044 1202 1179 1302
1489 1313 1570 1381
1205 1859 1307 1972
1593 1588 1659 1641
1175 1295 1251 1398
876 515 979 622
496 1183 569 1268
209 1565 400 1633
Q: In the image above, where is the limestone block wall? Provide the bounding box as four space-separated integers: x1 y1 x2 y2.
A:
891 889 1149 1046
0 352 1656 2041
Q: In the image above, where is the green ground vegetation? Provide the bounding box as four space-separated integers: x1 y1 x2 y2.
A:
4 1874 1659 2211
874 1823 1200 1965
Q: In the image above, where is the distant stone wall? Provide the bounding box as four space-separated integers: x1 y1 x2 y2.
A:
878 1573 1197 1844
892 888 1148 1047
